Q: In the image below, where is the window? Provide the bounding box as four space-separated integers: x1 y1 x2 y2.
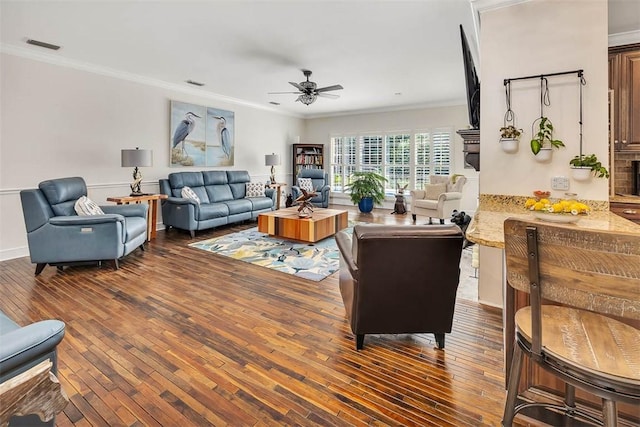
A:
330 128 452 195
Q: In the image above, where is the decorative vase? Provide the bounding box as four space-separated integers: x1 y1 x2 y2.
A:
500 138 519 154
571 166 593 181
358 197 374 213
534 148 553 163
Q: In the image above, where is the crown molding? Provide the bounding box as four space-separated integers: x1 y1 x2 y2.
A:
0 43 304 119
609 30 640 47
469 0 531 46
304 98 466 120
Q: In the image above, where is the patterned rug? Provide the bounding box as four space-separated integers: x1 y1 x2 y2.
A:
189 227 342 281
189 227 479 299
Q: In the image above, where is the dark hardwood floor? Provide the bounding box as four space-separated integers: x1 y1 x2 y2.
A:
2 207 510 426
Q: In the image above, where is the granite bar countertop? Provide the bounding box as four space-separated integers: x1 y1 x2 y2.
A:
466 194 640 248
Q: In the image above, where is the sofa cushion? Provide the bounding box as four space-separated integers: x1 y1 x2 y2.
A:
413 199 438 210
181 186 201 204
424 183 447 200
206 185 234 202
227 171 251 199
197 203 229 221
74 196 105 216
245 182 265 198
248 196 273 211
202 171 228 185
224 199 253 215
39 177 87 216
169 172 205 198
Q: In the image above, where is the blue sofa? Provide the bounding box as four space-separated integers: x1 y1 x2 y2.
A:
0 311 66 426
20 177 148 275
159 170 275 237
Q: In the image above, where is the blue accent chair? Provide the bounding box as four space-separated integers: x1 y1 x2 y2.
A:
291 169 331 208
20 177 148 275
0 311 66 426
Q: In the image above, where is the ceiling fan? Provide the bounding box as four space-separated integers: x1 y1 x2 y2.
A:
269 70 343 105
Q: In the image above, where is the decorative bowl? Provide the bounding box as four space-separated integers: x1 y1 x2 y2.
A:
532 212 581 224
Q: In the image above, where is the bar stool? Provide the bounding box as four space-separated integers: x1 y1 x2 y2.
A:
502 218 640 426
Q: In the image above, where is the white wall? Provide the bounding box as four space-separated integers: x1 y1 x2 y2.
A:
0 53 304 260
304 105 480 214
476 0 608 307
480 0 609 200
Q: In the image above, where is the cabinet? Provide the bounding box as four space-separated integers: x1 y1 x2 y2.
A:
292 143 324 185
609 45 640 151
610 201 640 224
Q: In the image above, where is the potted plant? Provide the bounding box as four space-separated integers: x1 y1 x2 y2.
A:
499 125 522 153
345 171 387 213
569 154 609 181
530 117 565 162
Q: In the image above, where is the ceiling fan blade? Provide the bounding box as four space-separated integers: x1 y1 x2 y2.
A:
315 84 344 93
289 82 305 91
317 92 340 99
268 91 301 94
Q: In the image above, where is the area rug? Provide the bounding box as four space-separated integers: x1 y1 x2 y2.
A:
189 227 342 281
189 227 479 299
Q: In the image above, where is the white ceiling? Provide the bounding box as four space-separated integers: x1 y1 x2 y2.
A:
0 1 637 119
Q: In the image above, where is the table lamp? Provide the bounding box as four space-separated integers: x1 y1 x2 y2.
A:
121 148 153 196
265 153 280 184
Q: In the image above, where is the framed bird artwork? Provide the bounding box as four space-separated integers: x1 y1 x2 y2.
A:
170 100 234 167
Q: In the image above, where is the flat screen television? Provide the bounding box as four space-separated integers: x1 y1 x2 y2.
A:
460 25 480 130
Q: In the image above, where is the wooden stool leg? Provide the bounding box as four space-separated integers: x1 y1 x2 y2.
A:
565 383 576 414
602 399 617 427
503 343 524 426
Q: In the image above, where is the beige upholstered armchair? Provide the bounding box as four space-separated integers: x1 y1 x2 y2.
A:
410 175 466 224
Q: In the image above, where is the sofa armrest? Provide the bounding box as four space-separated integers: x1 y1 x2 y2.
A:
410 190 426 200
438 191 463 202
48 214 124 226
336 230 358 279
0 320 65 378
163 196 198 206
101 204 148 218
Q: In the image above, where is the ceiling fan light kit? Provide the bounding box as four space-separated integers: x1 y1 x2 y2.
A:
269 69 343 106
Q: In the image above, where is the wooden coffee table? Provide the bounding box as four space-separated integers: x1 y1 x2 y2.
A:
257 207 348 243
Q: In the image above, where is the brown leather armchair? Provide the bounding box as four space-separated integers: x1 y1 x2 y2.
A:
335 224 464 350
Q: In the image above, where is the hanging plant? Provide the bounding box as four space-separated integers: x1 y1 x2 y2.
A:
499 125 522 153
569 154 609 180
569 72 601 181
530 116 565 161
499 81 521 154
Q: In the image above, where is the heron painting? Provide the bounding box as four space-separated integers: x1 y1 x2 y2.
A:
170 101 234 167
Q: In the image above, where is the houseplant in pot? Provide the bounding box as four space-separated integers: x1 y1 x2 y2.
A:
569 154 609 181
499 125 522 153
530 117 565 162
345 171 387 213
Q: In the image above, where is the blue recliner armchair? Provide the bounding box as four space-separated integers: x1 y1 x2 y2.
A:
0 311 66 426
20 177 148 275
291 169 331 208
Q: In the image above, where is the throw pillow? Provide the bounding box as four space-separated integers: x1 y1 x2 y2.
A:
245 182 265 198
424 183 447 200
74 196 105 216
181 186 200 204
298 177 314 192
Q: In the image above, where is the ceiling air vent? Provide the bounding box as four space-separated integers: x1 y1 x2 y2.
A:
26 39 61 50
185 80 205 87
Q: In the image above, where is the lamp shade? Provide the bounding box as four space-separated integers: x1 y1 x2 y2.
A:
121 148 153 167
265 154 280 166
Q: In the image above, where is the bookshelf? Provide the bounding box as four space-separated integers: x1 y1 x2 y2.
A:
292 143 324 185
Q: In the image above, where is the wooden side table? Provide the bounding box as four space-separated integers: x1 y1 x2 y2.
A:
267 182 287 210
107 194 168 241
